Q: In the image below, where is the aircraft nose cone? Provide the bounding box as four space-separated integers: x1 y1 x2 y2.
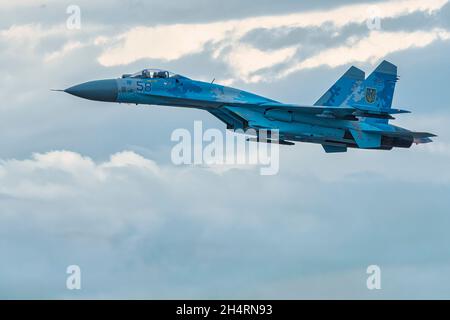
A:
65 79 118 102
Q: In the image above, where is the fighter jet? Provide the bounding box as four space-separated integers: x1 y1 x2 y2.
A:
60 60 435 153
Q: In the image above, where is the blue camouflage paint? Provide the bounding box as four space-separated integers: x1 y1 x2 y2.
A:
341 60 397 112
63 63 435 153
314 66 365 107
115 76 275 108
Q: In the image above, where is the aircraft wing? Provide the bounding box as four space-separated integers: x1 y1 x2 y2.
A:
209 103 357 126
253 103 356 119
207 107 248 130
227 101 411 121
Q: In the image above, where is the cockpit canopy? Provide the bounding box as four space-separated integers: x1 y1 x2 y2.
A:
122 69 186 79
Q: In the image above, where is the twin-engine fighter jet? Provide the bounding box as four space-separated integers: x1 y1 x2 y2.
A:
61 61 435 152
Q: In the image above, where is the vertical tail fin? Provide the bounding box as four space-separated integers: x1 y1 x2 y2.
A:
341 60 398 113
314 66 365 107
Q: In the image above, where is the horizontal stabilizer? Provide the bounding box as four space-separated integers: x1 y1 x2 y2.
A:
388 108 411 114
414 137 433 144
322 145 347 153
410 132 437 138
246 137 295 145
365 130 437 139
352 104 410 115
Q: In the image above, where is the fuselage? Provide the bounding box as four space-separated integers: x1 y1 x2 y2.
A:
65 77 358 146
115 76 277 109
63 67 432 152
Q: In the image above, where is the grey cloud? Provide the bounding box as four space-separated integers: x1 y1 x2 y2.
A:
380 2 450 31
1 0 450 299
1 149 450 298
0 0 372 29
239 23 370 53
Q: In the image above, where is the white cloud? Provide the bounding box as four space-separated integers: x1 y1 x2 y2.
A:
0 23 105 60
0 23 101 43
0 151 163 200
1 137 450 204
101 150 161 175
222 44 298 83
96 0 449 82
0 24 65 48
281 28 450 76
0 1 52 9
44 41 85 62
98 23 230 66
2 0 449 82
2 1 450 299
1 147 450 298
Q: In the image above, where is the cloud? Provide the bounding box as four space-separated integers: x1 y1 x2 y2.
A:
2 1 450 299
1 148 450 298
97 23 229 65
281 28 450 76
2 0 449 83
0 1 49 9
416 141 450 156
221 44 298 82
0 151 162 200
44 41 85 62
95 0 449 82
0 24 64 48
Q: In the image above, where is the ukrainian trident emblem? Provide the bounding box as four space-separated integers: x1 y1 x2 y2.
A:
365 88 377 104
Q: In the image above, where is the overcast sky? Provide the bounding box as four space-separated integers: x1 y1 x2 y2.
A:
1 0 450 299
